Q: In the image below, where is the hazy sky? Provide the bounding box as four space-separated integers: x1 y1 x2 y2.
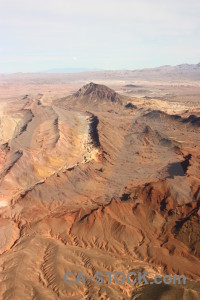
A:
0 0 200 72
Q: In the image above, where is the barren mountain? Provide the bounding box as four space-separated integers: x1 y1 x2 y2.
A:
73 82 122 102
0 79 200 299
58 82 126 111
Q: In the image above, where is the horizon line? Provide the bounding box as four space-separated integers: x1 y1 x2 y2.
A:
1 61 200 75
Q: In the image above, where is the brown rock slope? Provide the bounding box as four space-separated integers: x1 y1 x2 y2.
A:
57 82 126 111
0 83 200 299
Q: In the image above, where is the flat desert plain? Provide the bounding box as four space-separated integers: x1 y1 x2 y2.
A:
0 65 200 299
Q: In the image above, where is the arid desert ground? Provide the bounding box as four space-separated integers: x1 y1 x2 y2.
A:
0 64 200 299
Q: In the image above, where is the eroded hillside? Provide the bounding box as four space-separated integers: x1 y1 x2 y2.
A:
0 82 200 299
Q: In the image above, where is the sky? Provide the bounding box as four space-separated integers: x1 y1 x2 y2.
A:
0 0 200 73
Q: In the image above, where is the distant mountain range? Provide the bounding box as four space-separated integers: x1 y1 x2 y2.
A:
1 63 200 81
43 63 200 74
138 62 200 71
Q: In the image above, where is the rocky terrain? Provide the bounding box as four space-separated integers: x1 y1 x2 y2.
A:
0 75 200 299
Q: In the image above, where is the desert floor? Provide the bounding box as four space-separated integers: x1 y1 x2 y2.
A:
0 71 200 299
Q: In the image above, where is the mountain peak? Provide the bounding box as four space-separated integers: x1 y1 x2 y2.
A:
74 82 101 96
73 82 123 104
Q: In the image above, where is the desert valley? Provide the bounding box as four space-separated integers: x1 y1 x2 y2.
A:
0 64 200 299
